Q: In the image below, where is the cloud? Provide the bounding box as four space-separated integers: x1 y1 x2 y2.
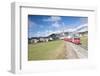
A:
47 30 62 35
33 29 62 37
36 30 51 37
28 20 36 28
32 24 88 37
33 31 47 37
43 16 62 29
43 16 61 22
52 22 60 28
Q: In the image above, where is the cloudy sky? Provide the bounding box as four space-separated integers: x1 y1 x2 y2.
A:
28 15 88 38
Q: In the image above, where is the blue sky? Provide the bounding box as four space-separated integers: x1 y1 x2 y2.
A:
28 15 88 38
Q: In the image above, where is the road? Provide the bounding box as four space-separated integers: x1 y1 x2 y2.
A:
65 41 88 59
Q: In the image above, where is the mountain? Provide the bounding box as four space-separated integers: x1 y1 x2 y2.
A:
70 24 88 33
75 25 88 33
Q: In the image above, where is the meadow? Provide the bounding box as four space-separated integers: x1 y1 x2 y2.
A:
80 36 88 49
28 40 66 60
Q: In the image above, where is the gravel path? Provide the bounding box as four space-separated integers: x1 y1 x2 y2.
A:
65 41 88 59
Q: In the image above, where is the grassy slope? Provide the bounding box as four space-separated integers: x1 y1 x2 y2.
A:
80 36 88 49
28 40 66 60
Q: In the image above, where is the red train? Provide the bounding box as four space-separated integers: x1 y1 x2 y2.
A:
64 34 81 45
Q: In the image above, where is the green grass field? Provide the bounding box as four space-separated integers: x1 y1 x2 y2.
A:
28 40 66 61
80 36 88 49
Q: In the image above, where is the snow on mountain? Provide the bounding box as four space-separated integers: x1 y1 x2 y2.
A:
75 24 88 32
63 24 88 33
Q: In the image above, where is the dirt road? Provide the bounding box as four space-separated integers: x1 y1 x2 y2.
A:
65 41 88 59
